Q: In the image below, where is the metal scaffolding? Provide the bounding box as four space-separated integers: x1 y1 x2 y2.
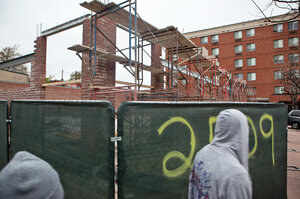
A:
68 0 253 102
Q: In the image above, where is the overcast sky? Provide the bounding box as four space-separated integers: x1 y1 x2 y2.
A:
0 0 287 83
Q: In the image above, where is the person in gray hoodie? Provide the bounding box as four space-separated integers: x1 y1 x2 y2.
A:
0 151 64 199
189 109 252 199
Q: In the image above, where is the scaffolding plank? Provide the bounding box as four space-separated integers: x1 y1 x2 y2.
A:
68 44 127 63
80 1 157 34
141 26 204 60
42 80 81 87
68 44 167 75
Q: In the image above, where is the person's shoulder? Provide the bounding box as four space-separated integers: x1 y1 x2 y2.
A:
218 155 249 176
222 161 250 183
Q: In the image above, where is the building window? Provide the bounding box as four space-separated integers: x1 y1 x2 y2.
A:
291 69 300 78
274 71 283 80
273 24 283 32
201 36 208 44
234 31 242 39
234 45 243 53
289 53 299 63
288 37 299 46
274 55 284 64
235 59 243 67
274 86 284 94
246 29 255 37
181 79 186 85
212 35 219 43
288 21 298 31
247 72 256 81
274 39 283 48
247 43 256 52
248 87 256 96
247 57 256 66
212 48 219 56
235 73 243 80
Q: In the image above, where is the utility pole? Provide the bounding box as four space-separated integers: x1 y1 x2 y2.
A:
61 69 64 81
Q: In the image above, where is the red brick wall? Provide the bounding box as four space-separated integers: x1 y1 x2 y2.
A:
0 82 31 100
0 36 83 102
0 36 47 101
30 36 47 98
190 21 300 102
81 18 117 100
45 87 81 100
151 43 164 91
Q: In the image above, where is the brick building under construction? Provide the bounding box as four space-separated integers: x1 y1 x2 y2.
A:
0 0 271 109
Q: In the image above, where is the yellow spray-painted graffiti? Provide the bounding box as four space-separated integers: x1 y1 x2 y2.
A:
158 113 275 178
157 117 196 178
259 114 274 166
247 116 257 158
208 116 217 143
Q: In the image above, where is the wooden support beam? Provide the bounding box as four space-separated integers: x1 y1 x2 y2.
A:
42 79 81 87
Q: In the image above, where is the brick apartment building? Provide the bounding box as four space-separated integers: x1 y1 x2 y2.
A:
185 14 300 107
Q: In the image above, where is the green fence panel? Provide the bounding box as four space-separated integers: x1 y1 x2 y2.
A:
10 100 115 199
117 102 287 199
0 100 8 169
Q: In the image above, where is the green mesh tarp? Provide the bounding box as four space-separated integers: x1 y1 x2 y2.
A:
10 100 115 199
117 102 287 199
0 100 8 169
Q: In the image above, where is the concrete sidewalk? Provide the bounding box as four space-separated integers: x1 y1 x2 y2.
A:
287 128 300 199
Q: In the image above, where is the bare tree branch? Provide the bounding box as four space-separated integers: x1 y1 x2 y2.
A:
251 0 300 22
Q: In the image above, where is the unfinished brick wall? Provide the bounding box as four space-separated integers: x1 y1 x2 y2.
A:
45 87 81 100
81 18 117 100
30 36 47 98
0 36 82 101
0 36 47 100
151 43 164 91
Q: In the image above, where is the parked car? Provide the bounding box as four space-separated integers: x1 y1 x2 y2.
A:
288 110 300 129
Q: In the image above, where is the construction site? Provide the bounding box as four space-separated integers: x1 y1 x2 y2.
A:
0 1 295 199
0 0 255 109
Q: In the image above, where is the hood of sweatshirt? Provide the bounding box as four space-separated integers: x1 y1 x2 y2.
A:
0 151 64 199
211 109 249 170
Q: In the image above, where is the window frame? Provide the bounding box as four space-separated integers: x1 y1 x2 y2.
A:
288 37 299 47
234 31 242 39
212 34 219 43
234 59 243 68
288 21 298 31
274 39 284 48
274 86 284 94
248 87 256 96
247 72 256 81
234 45 243 53
246 28 255 37
289 53 299 63
211 48 219 56
246 43 256 52
274 71 283 80
274 55 284 64
273 24 283 33
291 69 300 78
247 57 256 66
201 36 208 44
235 73 243 80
